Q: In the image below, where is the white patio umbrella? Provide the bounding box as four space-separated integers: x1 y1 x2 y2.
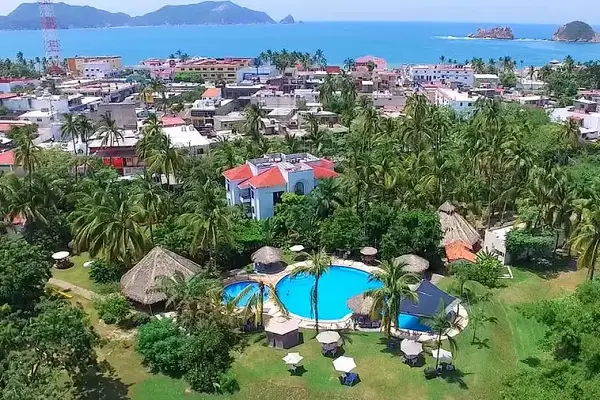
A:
282 352 304 365
316 331 341 345
289 245 305 253
432 348 453 364
400 340 423 357
51 251 70 260
333 356 357 373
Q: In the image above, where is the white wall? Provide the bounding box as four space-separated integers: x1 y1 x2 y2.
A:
253 184 287 220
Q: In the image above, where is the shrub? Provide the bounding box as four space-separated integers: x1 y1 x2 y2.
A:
217 372 239 394
136 319 187 376
93 294 132 325
505 229 554 261
95 282 121 295
89 260 123 284
129 311 151 327
473 252 503 288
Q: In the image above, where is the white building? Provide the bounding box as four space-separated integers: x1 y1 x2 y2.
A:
82 62 117 79
250 89 319 109
435 88 480 114
483 225 514 265
223 153 338 220
551 107 600 141
163 125 210 155
474 74 500 89
410 65 474 87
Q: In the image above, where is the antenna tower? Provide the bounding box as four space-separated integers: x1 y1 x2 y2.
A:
38 0 62 74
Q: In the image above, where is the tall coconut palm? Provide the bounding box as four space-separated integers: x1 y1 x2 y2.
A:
76 114 95 157
364 260 419 344
289 250 331 333
243 104 266 143
561 118 581 148
423 306 460 371
233 281 288 329
146 78 167 110
70 183 147 265
11 126 40 192
137 114 165 172
0 173 51 226
96 114 124 167
570 207 600 280
319 73 338 105
303 113 324 154
311 178 343 218
343 57 356 71
133 176 167 245
145 135 186 188
61 113 80 181
312 49 327 68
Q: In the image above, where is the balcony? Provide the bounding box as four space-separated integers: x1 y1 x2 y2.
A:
239 191 251 203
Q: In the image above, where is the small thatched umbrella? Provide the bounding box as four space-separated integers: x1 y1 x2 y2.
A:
120 246 201 305
395 254 430 274
360 247 378 256
438 201 481 247
346 294 375 316
252 246 283 265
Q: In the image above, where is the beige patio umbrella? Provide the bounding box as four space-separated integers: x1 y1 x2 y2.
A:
395 254 430 273
282 352 304 366
333 356 357 373
360 247 378 256
251 246 283 264
400 340 423 357
346 294 375 315
316 330 341 345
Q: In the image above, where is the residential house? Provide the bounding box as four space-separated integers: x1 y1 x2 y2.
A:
176 58 253 83
90 101 138 130
223 153 338 220
355 56 388 71
66 56 122 76
435 88 479 114
410 65 474 87
473 74 500 89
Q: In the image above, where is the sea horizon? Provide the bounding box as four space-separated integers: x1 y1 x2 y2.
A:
1 21 599 67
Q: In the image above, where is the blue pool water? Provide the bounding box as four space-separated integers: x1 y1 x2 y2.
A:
276 266 431 331
222 281 267 307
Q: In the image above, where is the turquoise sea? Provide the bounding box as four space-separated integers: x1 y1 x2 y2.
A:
1 21 599 66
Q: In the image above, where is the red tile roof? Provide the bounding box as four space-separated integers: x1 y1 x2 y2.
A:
161 116 186 127
0 150 15 166
0 93 18 100
223 164 253 181
445 241 477 263
317 158 335 169
312 166 339 179
202 88 221 98
245 167 285 189
325 66 341 73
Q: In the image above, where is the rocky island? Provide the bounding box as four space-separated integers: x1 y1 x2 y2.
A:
279 15 295 24
552 21 600 43
468 26 514 40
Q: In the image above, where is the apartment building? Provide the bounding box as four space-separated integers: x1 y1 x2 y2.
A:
176 58 253 83
410 65 474 87
66 56 122 76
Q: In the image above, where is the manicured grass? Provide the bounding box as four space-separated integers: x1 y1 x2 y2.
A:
74 265 588 400
51 252 96 291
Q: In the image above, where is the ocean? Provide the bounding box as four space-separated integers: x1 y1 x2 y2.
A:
1 21 599 67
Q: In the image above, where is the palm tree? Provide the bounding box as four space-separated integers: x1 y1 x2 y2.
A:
243 104 266 143
145 135 186 188
319 73 337 105
561 118 581 148
343 57 356 71
61 113 80 181
71 183 148 265
470 58 486 74
137 114 165 172
312 49 327 68
133 176 167 245
11 126 40 192
439 55 446 65
423 306 459 371
76 114 95 157
233 281 288 329
310 178 343 218
146 78 167 110
0 173 52 226
570 207 600 280
289 250 331 333
96 114 124 166
303 113 324 154
364 260 418 344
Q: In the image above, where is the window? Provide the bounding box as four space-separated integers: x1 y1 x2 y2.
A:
294 181 305 195
36 118 43 122
226 182 230 190
251 189 254 199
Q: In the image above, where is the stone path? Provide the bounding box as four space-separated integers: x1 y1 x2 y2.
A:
48 278 98 300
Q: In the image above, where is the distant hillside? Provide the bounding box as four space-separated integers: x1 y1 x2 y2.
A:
0 2 131 30
0 1 277 30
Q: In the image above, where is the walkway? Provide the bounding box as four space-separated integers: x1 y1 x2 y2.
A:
48 278 98 300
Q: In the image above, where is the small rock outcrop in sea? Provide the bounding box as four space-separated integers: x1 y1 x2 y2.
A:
468 26 514 40
279 15 295 24
552 21 600 42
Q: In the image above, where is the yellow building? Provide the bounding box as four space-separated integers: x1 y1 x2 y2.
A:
66 56 123 76
176 58 252 83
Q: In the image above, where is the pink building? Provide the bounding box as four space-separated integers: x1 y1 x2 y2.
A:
141 58 179 80
355 56 388 71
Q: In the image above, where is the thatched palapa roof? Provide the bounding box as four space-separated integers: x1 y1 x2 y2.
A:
438 201 481 247
251 246 283 265
395 254 430 273
346 294 375 315
120 246 201 305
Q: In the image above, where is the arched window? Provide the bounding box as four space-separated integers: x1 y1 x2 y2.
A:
294 181 305 195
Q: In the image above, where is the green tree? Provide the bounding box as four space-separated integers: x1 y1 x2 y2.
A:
570 207 600 280
364 260 418 343
320 207 364 251
133 176 167 244
146 134 186 188
423 306 459 371
232 281 288 329
380 210 442 260
96 114 124 166
243 104 266 143
289 250 331 333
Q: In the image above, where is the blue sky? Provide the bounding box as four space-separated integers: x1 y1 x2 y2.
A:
1 1 600 24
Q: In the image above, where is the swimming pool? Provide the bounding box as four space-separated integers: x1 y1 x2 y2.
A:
222 281 267 307
276 266 431 331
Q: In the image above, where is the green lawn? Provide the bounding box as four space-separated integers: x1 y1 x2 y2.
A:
72 264 586 400
51 252 96 291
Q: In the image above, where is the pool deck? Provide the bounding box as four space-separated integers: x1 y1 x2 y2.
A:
243 258 469 342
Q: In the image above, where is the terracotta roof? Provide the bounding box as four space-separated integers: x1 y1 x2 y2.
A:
317 158 335 169
202 88 221 98
445 241 477 263
0 93 18 100
161 116 186 127
312 166 339 179
246 167 285 188
0 150 15 165
223 164 253 181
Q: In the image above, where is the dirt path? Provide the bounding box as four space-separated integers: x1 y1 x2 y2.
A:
48 277 98 300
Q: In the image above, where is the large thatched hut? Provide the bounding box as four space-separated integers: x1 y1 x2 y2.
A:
120 246 201 306
251 246 284 273
438 201 481 247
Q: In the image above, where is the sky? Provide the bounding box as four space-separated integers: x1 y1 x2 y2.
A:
1 0 600 24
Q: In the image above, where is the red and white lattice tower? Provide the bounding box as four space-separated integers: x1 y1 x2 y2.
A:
38 0 62 74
